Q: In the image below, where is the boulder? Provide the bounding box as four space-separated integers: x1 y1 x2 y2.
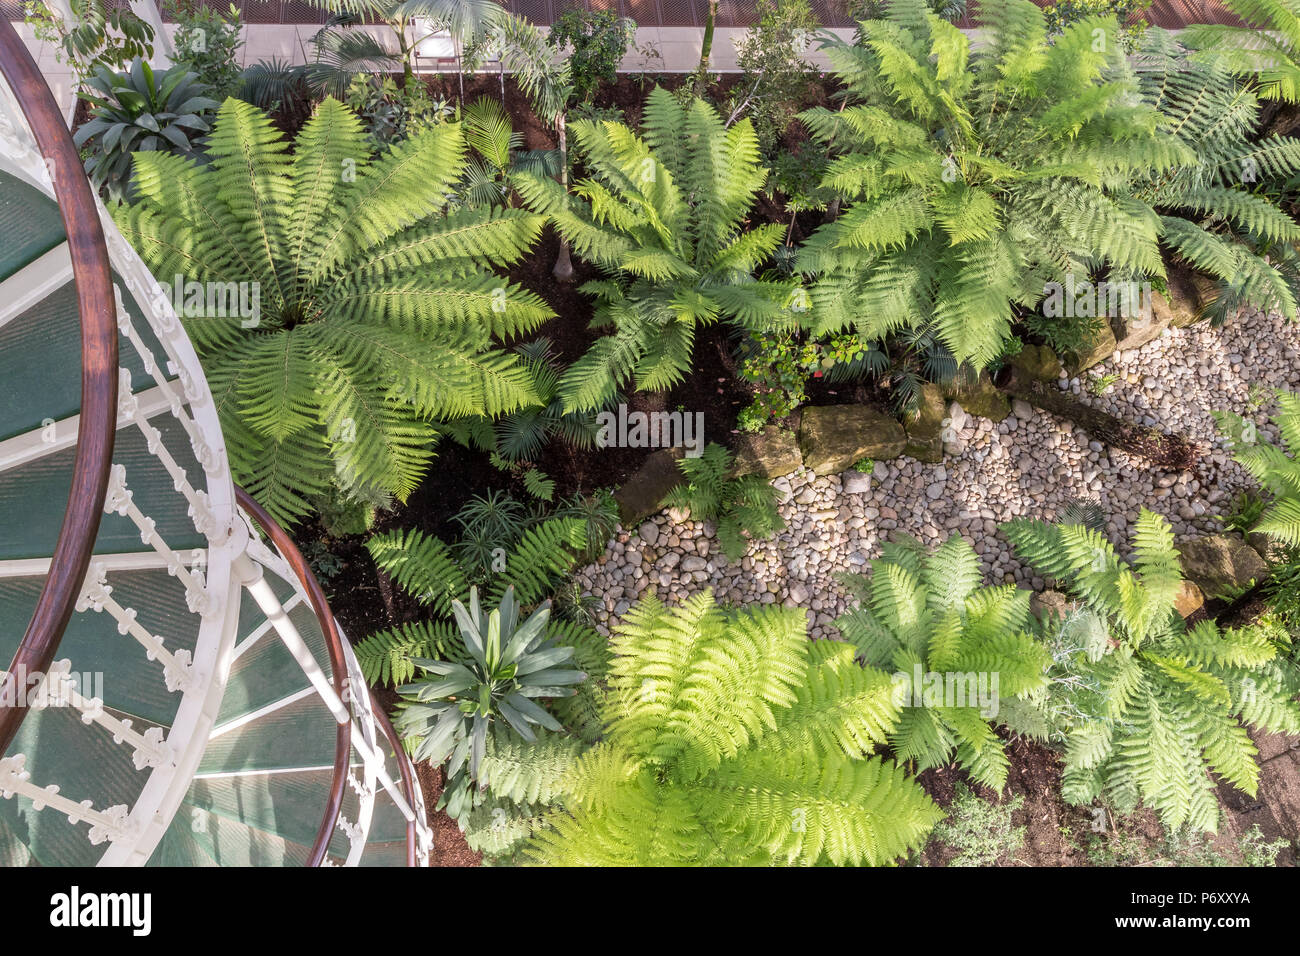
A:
731 425 802 479
1063 322 1117 375
1009 343 1063 382
1030 589 1072 622
1163 266 1210 328
1110 300 1171 352
1174 580 1205 619
1175 533 1270 599
903 383 946 463
798 404 906 475
946 372 1011 422
613 447 684 526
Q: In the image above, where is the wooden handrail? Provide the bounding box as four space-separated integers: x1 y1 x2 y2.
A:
0 20 119 757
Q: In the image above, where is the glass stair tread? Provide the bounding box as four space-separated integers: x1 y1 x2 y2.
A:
0 170 63 281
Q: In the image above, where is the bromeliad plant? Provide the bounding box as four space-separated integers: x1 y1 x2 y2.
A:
1215 390 1300 547
74 60 218 201
525 591 942 866
835 534 1052 791
1005 509 1300 831
393 587 587 820
116 97 551 525
798 0 1191 369
514 87 801 412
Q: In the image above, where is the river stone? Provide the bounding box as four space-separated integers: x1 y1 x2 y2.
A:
903 382 947 463
1111 300 1172 352
798 404 906 475
1175 533 1269 599
731 425 802 478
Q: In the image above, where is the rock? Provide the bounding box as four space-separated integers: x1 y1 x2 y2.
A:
843 470 872 494
681 556 707 573
946 402 968 434
637 522 659 547
1174 580 1204 619
1012 398 1034 421
1110 298 1172 352
1009 343 1063 382
903 382 947 463
798 404 907 475
787 583 810 606
1030 589 1071 622
613 447 684 525
1064 322 1118 375
731 425 802 479
946 372 1011 422
1175 533 1270 598
1161 266 1208 328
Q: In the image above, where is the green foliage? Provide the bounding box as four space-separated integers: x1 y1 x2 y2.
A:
1120 30 1300 324
725 0 821 155
74 60 218 202
393 586 587 819
515 87 802 412
843 0 967 26
929 783 1026 866
343 73 451 147
662 443 785 561
526 591 943 866
736 329 821 429
547 8 636 104
1080 817 1291 866
835 534 1052 790
1057 497 1108 532
799 0 1193 370
1043 0 1150 50
1215 390 1300 547
1005 509 1300 832
24 0 154 80
1183 0 1300 104
115 97 551 526
166 0 245 100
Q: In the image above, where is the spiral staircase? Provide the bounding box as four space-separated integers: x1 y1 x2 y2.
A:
0 21 432 866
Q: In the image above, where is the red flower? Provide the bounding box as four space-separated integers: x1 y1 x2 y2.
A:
813 370 824 378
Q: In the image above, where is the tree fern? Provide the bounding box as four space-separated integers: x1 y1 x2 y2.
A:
1216 390 1300 547
514 87 802 411
116 96 551 525
524 591 942 866
834 534 1051 790
1183 0 1300 104
799 1 1191 368
1005 509 1300 831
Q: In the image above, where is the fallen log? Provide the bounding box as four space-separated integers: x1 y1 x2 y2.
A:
997 366 1202 471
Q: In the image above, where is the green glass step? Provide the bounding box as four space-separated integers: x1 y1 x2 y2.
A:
214 598 333 728
0 170 63 282
146 815 218 867
0 278 177 444
168 800 318 866
0 415 208 562
358 840 410 867
196 693 342 775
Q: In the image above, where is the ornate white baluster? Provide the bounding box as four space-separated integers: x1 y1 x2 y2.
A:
0 756 133 846
113 287 219 478
102 464 212 616
76 562 195 693
30 661 172 771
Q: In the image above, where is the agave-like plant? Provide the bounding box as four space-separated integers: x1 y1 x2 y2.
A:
393 586 587 819
74 59 218 200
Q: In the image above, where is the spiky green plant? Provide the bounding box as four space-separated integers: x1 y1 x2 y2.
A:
662 443 785 561
514 87 802 412
1005 509 1300 831
798 0 1192 369
835 534 1052 790
74 59 218 200
1183 0 1300 104
525 591 942 866
1215 390 1300 548
116 97 551 525
393 586 587 820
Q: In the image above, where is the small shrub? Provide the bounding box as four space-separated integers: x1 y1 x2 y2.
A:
930 784 1026 867
166 0 244 100
1043 0 1151 50
547 9 636 104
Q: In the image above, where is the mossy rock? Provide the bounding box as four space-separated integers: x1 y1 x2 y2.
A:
799 404 906 475
1009 344 1063 383
903 383 946 463
731 426 802 479
1063 322 1117 375
1175 533 1269 600
946 371 1011 422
